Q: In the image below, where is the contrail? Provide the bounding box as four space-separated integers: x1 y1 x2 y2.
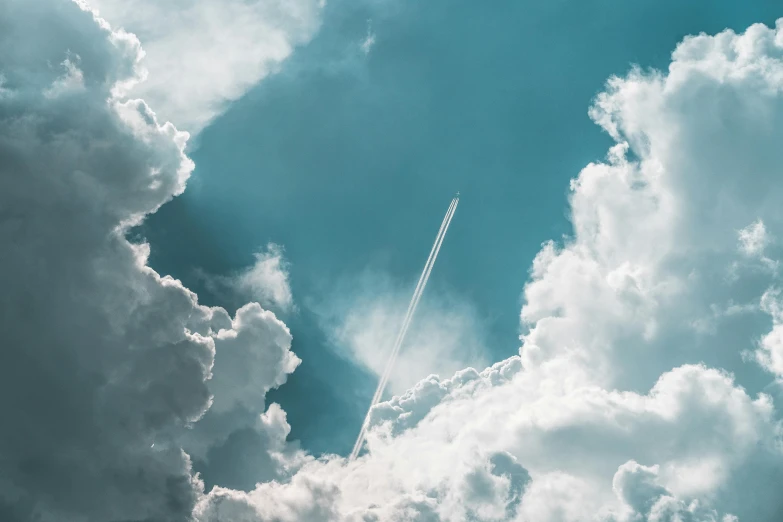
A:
349 195 459 461
374 199 456 399
366 198 455 409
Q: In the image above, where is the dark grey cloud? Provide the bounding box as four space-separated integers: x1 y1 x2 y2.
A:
0 3 205 520
0 1 300 520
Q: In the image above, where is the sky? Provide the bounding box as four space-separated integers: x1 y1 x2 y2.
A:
3 0 783 521
140 0 783 456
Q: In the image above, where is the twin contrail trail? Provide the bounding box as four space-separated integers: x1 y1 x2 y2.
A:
349 195 460 461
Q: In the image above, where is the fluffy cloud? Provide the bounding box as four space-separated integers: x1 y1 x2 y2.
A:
180 303 298 453
0 1 298 519
181 303 302 492
199 19 783 522
754 288 783 379
85 0 325 133
519 21 783 395
601 461 738 522
235 245 295 313
194 473 340 522
199 243 295 314
738 220 770 258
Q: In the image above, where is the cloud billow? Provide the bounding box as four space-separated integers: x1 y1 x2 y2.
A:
0 1 299 520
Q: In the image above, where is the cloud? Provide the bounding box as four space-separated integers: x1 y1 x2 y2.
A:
85 0 325 134
200 364 775 520
601 461 737 522
42 55 86 98
194 473 340 522
196 243 295 315
180 303 299 456
360 21 376 55
738 220 770 257
198 19 783 522
0 1 299 519
180 303 304 493
233 244 295 313
754 288 783 379
733 219 778 274
317 270 490 395
210 304 298 414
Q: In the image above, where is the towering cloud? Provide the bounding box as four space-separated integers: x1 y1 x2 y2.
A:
0 1 298 519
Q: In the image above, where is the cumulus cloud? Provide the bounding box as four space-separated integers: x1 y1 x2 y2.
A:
0 1 299 519
198 19 783 522
602 461 737 522
85 0 325 133
194 472 340 522
180 303 299 456
181 303 303 492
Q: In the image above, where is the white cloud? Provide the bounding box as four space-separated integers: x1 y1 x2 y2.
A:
361 21 376 55
85 0 325 133
195 472 340 522
179 302 299 461
0 75 11 99
318 271 490 395
235 244 295 313
43 56 86 98
754 288 783 379
197 243 295 315
200 362 776 520
198 19 783 522
210 303 298 414
601 461 736 522
734 219 778 273
738 219 770 257
0 1 299 519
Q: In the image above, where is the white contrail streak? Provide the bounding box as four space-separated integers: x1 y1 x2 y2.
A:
367 199 455 409
349 196 459 461
375 199 456 400
350 199 457 456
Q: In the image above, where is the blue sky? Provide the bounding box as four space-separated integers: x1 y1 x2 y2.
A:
141 0 782 458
